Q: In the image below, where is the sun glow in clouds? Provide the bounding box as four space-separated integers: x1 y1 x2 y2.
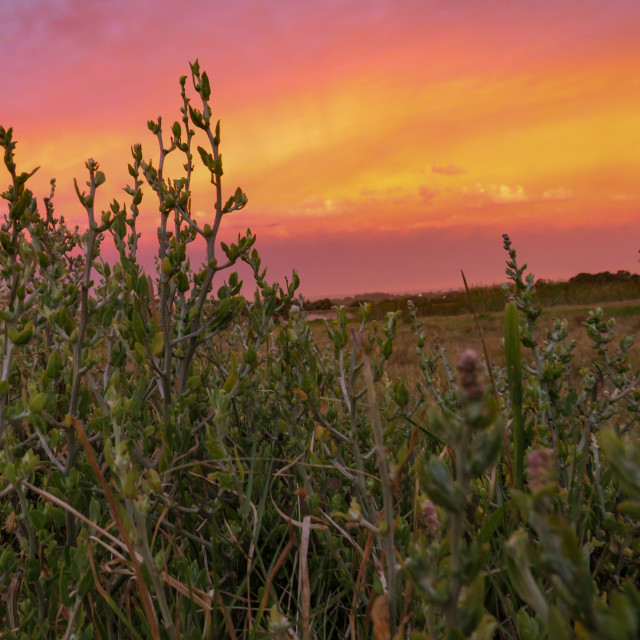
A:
1 0 640 297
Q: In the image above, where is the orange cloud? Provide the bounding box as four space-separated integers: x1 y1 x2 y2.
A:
3 1 640 297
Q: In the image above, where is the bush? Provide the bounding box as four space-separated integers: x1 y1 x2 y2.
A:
0 64 639 639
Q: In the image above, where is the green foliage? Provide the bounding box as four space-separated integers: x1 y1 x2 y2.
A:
1 68 639 640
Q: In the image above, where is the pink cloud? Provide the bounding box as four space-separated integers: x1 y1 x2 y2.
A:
251 216 640 299
419 185 438 202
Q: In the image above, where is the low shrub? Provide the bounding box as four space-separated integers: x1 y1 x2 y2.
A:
0 64 638 639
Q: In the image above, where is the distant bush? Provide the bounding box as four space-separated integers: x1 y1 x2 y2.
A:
1 65 639 639
361 270 640 320
304 297 333 311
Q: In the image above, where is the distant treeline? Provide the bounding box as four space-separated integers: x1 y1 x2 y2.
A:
305 270 640 317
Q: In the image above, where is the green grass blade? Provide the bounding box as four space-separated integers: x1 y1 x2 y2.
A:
504 301 524 490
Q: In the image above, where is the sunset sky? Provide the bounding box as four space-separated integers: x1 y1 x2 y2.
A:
2 0 640 298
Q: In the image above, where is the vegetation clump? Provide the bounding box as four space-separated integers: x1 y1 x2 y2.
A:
0 64 639 639
325 270 640 320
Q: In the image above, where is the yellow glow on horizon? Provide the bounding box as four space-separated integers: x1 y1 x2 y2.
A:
7 16 639 248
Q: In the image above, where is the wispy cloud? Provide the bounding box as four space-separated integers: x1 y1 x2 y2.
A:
542 187 572 200
463 183 528 204
489 184 528 203
432 163 467 176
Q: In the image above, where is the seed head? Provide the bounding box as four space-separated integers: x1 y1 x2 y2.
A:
421 499 440 538
457 349 484 400
526 448 554 490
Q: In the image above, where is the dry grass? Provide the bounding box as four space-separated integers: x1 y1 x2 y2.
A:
306 299 640 383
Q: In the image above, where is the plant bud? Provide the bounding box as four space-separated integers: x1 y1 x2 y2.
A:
29 392 47 413
161 256 173 276
288 304 300 321
244 348 258 367
46 350 63 379
347 497 362 522
8 321 34 345
151 332 164 356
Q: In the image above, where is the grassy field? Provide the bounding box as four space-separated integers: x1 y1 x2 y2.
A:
307 299 640 382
